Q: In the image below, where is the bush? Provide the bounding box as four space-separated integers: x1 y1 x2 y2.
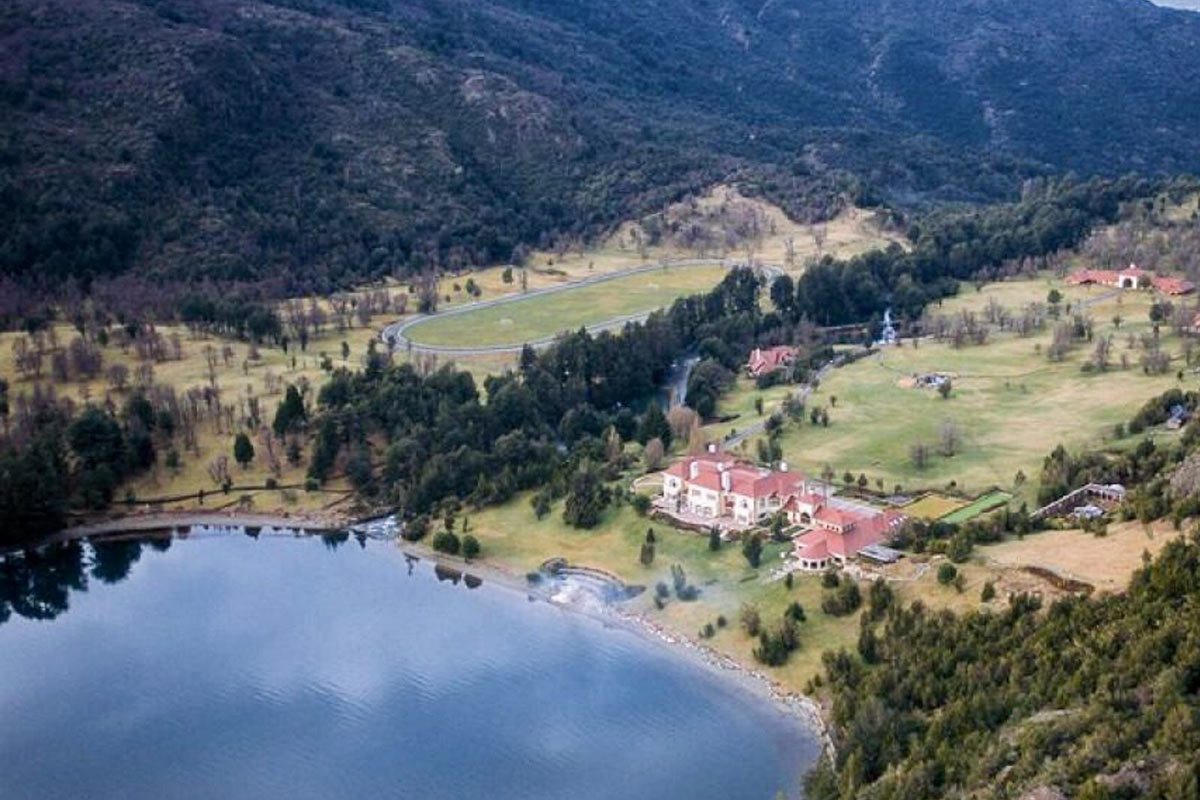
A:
462 534 481 560
937 562 959 585
821 580 863 616
402 515 430 542
740 604 762 637
432 530 461 555
947 533 973 563
631 493 652 516
304 477 320 492
708 527 722 551
981 581 996 602
742 533 764 568
822 569 841 588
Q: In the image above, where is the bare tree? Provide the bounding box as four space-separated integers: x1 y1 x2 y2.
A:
938 421 961 457
106 363 130 392
811 224 828 256
667 406 698 442
643 438 665 471
207 455 231 487
909 442 930 470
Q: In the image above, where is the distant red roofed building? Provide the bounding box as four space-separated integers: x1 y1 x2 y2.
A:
1154 275 1195 296
745 346 797 378
1065 263 1193 295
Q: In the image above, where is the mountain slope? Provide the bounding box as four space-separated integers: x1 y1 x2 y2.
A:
2 0 1199 291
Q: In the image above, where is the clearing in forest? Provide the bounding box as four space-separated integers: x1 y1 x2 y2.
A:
402 265 730 348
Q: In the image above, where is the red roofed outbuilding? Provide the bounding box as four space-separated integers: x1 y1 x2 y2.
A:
746 346 798 378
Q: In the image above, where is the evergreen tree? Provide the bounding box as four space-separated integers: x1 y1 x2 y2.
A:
233 433 255 469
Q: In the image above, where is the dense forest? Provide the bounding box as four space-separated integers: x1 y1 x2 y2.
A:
5 0 1200 301
807 534 1200 800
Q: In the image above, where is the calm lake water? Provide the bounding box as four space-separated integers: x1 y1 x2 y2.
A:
0 533 818 799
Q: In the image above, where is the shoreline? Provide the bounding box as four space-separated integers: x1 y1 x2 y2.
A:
21 509 352 552
17 513 835 762
394 538 836 762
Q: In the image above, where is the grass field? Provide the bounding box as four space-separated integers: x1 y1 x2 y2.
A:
764 277 1192 501
940 491 1014 524
701 376 799 444
979 520 1184 593
466 490 1003 690
901 493 968 520
526 186 904 278
403 265 731 348
0 321 378 515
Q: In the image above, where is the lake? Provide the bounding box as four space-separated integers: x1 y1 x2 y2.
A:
0 533 819 799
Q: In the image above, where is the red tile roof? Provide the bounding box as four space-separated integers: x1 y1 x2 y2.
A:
746 346 797 377
666 455 807 500
794 507 905 560
1066 265 1192 295
1153 276 1195 295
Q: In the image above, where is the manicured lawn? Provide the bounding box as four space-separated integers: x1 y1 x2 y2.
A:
404 265 730 348
702 376 798 442
940 490 1014 524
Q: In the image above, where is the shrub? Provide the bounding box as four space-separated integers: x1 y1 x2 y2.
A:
742 533 764 568
822 569 841 588
822 580 863 616
631 493 652 516
981 581 996 602
402 515 430 542
708 527 722 551
740 604 762 637
462 534 481 560
937 562 959 585
432 530 461 555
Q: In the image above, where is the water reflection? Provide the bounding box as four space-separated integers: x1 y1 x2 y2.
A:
0 534 815 800
0 538 156 623
0 534 484 628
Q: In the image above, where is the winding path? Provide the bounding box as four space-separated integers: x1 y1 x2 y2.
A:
381 259 784 356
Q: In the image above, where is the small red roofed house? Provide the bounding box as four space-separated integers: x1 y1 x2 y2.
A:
746 346 797 378
1066 263 1193 295
662 453 807 525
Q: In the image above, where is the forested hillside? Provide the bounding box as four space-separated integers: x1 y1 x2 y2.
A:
3 0 1200 294
806 535 1200 800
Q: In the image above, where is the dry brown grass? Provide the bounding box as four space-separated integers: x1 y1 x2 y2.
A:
901 493 968 520
979 520 1184 593
0 320 380 515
